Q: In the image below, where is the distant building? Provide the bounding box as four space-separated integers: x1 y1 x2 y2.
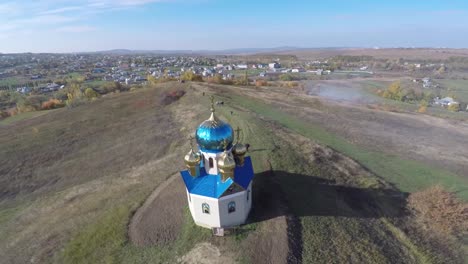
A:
39 83 61 92
434 97 458 107
291 68 305 73
422 77 432 88
16 86 31 94
236 64 248 69
268 62 281 69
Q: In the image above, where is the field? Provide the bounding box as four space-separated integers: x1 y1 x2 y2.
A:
436 79 468 102
0 81 466 263
0 77 19 88
275 48 468 60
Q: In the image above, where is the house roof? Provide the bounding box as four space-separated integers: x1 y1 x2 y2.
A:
180 156 254 198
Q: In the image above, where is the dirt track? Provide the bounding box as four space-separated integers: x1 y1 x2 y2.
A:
129 173 186 246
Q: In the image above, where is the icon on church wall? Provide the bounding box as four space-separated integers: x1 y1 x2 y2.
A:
228 201 236 213
202 203 210 214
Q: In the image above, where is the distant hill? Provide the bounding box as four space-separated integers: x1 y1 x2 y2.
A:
89 47 350 56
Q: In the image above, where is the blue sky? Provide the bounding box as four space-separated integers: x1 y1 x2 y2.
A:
0 0 467 53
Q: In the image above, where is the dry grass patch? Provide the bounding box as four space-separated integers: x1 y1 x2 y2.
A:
408 185 468 237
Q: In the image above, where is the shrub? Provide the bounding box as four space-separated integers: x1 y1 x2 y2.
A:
84 88 99 100
448 103 460 112
41 98 65 110
0 110 10 119
255 80 268 87
181 71 203 82
101 82 122 94
408 185 467 236
287 81 299 88
417 106 427 113
16 95 47 113
279 74 294 81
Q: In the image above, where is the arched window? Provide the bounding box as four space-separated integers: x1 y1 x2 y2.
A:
228 201 236 213
209 158 214 168
202 203 210 214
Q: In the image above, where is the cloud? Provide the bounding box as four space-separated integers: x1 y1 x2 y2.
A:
87 0 167 8
39 6 84 15
56 25 97 33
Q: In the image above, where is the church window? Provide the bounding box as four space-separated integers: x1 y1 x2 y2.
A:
228 201 236 213
209 158 214 168
202 203 210 214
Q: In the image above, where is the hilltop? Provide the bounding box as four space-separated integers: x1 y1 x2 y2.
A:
0 81 466 263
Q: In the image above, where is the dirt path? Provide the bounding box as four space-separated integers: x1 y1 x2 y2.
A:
128 173 186 246
178 242 237 264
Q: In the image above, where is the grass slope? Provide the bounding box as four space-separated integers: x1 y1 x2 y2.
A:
0 82 465 263
225 92 468 201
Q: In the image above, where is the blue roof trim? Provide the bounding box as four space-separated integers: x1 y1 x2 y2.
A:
180 156 254 198
233 156 254 189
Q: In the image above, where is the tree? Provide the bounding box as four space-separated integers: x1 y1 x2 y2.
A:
448 103 460 112
437 65 446 75
147 75 158 85
279 74 293 81
418 100 428 113
84 88 99 100
181 71 203 82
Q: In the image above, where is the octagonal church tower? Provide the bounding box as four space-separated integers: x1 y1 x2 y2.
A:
180 97 254 228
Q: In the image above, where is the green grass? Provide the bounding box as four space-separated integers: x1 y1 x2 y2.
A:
228 93 468 200
436 79 468 102
0 110 51 125
0 77 19 87
61 205 130 264
212 92 436 263
86 80 109 88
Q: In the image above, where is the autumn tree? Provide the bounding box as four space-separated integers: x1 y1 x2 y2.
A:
448 103 460 112
181 71 203 82
84 88 99 100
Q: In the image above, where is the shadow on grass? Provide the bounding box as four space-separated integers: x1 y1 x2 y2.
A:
249 170 408 221
247 170 409 263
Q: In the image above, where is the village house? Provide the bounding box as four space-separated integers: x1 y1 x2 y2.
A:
269 62 281 69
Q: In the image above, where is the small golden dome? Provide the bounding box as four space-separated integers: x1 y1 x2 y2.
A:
184 149 201 166
232 143 247 156
218 151 236 170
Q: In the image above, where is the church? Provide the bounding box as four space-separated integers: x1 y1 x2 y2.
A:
180 97 254 228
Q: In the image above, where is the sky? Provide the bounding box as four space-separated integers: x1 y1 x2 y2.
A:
0 0 468 53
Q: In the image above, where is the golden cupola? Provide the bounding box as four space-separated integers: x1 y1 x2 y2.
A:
232 127 247 166
184 138 201 177
217 140 236 182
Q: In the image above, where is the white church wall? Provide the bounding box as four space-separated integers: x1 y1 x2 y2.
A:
219 191 247 227
186 188 195 217
191 194 221 228
246 183 252 215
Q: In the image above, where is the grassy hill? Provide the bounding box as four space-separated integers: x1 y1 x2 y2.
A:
0 82 465 263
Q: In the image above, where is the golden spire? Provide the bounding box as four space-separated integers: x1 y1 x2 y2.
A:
185 135 201 177
218 138 236 182
221 138 229 151
210 95 215 113
208 95 218 122
188 135 195 151
235 127 242 143
232 127 246 166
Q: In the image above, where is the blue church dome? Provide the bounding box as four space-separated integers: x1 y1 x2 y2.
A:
196 112 233 153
